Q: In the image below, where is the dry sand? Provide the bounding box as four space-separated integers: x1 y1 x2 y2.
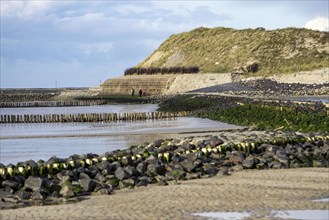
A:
165 73 232 95
269 68 329 84
1 168 328 220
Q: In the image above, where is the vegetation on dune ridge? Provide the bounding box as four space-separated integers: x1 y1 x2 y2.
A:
124 66 199 75
138 27 329 75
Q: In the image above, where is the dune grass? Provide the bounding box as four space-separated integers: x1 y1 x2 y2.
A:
139 27 329 76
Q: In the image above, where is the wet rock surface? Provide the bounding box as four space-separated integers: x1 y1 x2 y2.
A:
0 130 328 209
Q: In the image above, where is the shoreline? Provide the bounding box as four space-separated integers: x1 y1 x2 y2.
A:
1 168 328 219
0 126 247 140
0 130 328 211
1 75 328 215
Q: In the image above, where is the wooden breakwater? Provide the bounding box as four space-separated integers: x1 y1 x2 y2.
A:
0 111 190 123
0 100 106 108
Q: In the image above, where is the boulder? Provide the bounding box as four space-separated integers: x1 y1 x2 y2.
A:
51 191 60 198
49 181 61 193
96 188 111 195
94 173 106 183
3 186 14 194
109 161 121 172
136 162 147 174
180 140 193 150
96 160 111 172
180 159 197 172
275 148 289 166
88 165 100 178
2 180 19 191
202 163 217 176
19 191 31 200
24 176 45 191
106 178 120 188
207 137 224 147
217 167 229 176
285 144 296 155
269 161 283 169
185 152 199 162
31 189 46 200
185 172 201 180
157 179 168 186
93 181 105 192
115 167 131 180
242 156 257 169
227 151 245 163
145 155 160 165
79 173 96 192
266 145 281 154
165 169 186 181
124 166 139 177
119 179 136 189
59 185 75 198
146 164 166 176
121 156 133 166
153 139 164 148
231 164 244 172
136 177 149 187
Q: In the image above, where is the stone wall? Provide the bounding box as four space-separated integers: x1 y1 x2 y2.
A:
100 75 177 96
100 73 233 96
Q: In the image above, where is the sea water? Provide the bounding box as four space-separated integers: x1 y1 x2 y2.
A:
0 104 242 165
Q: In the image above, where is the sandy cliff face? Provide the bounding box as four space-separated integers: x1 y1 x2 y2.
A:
269 68 329 84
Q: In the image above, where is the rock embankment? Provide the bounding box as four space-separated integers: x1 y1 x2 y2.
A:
1 130 328 209
150 68 328 96
188 77 329 97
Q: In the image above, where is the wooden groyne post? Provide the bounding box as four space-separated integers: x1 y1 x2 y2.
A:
0 111 190 124
0 100 106 108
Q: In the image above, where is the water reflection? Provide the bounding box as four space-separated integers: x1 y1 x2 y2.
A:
0 104 158 115
192 211 250 219
272 210 329 220
0 117 242 165
192 210 329 220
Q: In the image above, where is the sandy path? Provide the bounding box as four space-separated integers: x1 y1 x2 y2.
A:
1 168 328 220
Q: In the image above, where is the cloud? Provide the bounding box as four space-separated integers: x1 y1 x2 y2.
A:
78 42 114 56
0 1 71 18
114 4 152 15
304 16 329 32
2 1 329 88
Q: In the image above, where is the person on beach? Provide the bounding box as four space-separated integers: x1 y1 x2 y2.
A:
138 89 142 97
130 88 135 96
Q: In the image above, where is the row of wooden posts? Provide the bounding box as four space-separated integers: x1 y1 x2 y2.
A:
0 111 190 124
0 100 106 108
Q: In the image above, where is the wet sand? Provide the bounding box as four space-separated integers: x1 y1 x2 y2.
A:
1 168 328 219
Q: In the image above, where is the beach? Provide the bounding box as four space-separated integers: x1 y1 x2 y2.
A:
1 167 328 219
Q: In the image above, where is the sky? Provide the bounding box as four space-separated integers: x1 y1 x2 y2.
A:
1 0 328 88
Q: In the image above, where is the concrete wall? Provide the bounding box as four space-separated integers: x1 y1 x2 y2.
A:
100 75 177 96
100 73 233 96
